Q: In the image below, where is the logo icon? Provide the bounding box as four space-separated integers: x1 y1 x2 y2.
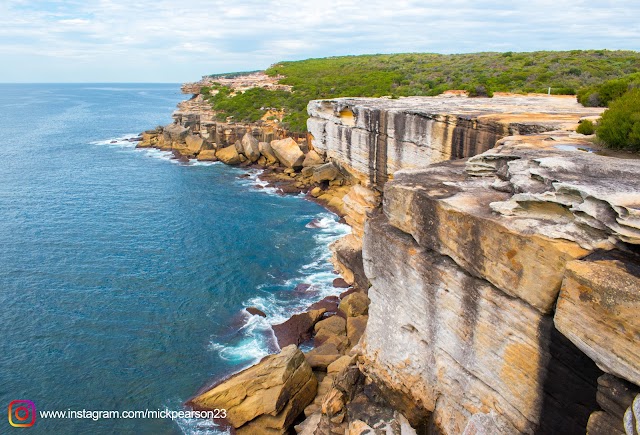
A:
8 400 36 427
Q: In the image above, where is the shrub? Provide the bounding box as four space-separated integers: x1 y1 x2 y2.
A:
466 84 493 97
578 72 640 107
596 88 640 150
576 119 595 135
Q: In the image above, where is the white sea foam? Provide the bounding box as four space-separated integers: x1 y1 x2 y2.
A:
234 168 279 195
207 211 351 360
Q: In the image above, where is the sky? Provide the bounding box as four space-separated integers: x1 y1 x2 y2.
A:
1 0 639 83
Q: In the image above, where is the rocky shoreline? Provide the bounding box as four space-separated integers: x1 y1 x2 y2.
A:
139 84 640 435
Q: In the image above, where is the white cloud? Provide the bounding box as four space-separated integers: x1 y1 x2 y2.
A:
0 0 638 82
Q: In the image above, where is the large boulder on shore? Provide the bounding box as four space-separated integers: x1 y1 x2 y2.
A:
196 149 217 161
272 309 326 348
259 141 279 165
185 134 205 153
271 138 305 168
163 123 189 143
302 150 324 167
312 162 340 183
242 133 261 163
216 145 242 165
190 345 317 433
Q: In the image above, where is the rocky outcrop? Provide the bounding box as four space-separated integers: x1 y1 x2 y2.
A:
355 132 640 434
190 345 317 434
555 250 640 386
307 95 604 189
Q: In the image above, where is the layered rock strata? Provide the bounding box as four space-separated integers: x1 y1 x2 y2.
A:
358 132 640 434
151 86 639 435
307 95 604 189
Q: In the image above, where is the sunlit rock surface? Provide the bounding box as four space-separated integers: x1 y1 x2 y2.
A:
308 95 603 189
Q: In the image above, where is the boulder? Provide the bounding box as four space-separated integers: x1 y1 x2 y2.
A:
347 315 368 347
555 250 640 386
328 355 357 375
185 134 205 153
190 345 317 432
163 123 189 143
333 278 350 288
303 150 324 167
312 162 340 183
586 374 640 435
216 145 242 165
242 133 261 163
314 315 348 347
305 343 342 371
259 141 279 165
306 295 340 314
271 138 305 168
246 307 267 317
314 316 347 336
196 150 217 161
272 309 326 348
339 293 370 317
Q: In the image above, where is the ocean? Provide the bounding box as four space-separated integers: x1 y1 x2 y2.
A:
0 84 349 433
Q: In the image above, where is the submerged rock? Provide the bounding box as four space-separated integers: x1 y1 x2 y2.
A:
246 307 267 317
272 309 326 348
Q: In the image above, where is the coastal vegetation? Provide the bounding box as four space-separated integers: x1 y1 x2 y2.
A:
201 50 640 134
595 88 640 150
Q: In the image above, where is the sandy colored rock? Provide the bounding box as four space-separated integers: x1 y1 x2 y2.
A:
259 141 279 165
190 345 317 432
327 355 357 374
163 123 189 143
360 213 601 434
242 132 261 162
185 134 205 153
339 292 370 317
322 388 346 416
314 315 347 336
383 146 616 313
306 343 342 371
310 187 322 198
216 145 242 165
346 315 368 347
196 149 217 161
271 138 305 168
312 162 340 183
303 150 325 167
307 95 604 188
555 251 640 386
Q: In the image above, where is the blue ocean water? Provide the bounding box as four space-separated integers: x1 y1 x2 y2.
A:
0 84 349 434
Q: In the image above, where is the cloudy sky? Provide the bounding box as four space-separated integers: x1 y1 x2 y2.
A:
1 0 638 82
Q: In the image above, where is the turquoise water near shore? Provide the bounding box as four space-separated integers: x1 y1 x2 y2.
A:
0 84 349 433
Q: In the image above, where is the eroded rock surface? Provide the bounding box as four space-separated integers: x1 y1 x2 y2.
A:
308 95 603 189
189 345 317 434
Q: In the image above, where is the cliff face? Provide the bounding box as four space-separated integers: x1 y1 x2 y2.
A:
307 95 603 190
305 95 640 434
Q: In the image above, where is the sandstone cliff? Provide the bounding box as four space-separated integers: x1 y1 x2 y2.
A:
298 95 639 434
154 87 639 434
